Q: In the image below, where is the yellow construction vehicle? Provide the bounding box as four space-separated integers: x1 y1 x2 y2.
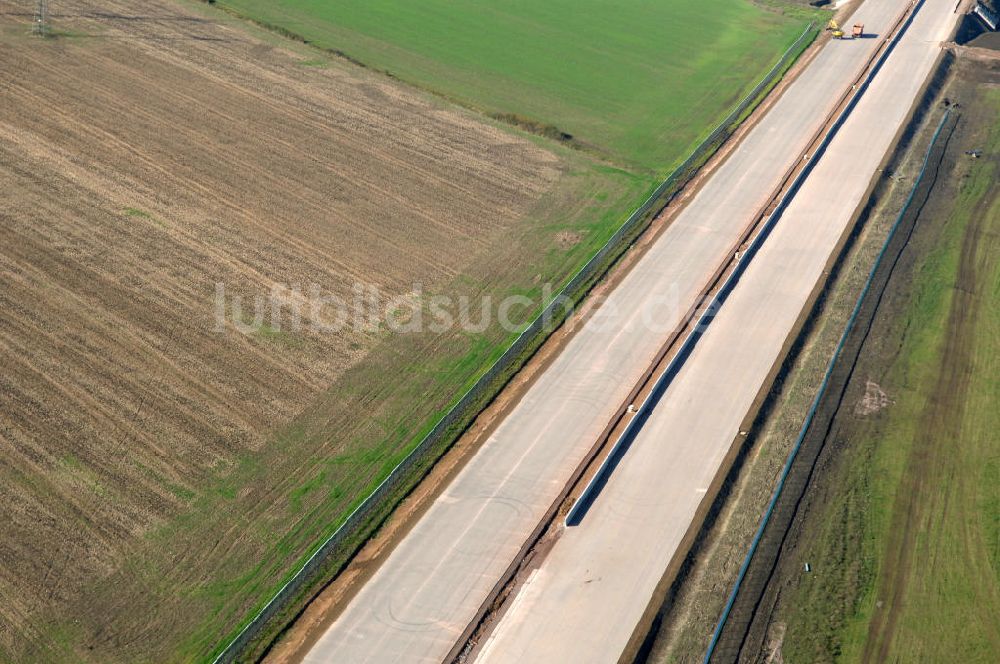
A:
827 19 864 40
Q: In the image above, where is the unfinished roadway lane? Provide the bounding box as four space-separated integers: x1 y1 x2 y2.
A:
476 1 961 662
302 1 916 662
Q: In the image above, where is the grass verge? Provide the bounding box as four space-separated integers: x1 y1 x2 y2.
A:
770 62 1000 662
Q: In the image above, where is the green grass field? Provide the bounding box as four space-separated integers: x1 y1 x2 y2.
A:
777 79 1000 662
216 0 810 172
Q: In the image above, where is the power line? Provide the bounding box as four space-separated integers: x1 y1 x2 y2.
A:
34 0 49 37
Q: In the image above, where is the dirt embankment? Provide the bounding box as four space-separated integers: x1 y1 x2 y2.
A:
0 1 563 660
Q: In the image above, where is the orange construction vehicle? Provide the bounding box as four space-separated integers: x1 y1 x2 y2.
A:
829 20 865 40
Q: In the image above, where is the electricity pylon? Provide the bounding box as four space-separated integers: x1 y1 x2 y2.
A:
34 0 49 37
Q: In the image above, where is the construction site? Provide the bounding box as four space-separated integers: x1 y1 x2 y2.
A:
1 0 996 663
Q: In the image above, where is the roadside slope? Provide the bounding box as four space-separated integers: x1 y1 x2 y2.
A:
757 53 1000 664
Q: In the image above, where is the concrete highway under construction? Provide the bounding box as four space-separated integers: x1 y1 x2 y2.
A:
304 0 963 662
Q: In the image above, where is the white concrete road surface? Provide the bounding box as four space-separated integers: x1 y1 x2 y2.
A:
302 0 941 661
476 1 959 662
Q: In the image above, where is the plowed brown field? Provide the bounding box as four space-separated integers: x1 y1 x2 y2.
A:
0 1 645 660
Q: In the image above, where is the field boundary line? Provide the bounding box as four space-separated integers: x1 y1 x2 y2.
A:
210 22 817 663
